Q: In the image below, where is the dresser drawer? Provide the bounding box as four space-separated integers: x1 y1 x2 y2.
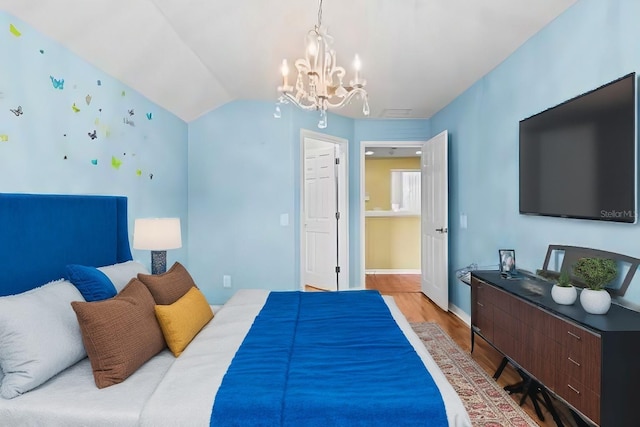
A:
559 378 600 425
562 346 601 393
526 327 560 390
474 301 494 341
474 280 507 307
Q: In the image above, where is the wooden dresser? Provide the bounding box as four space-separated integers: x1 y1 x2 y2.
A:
471 271 640 426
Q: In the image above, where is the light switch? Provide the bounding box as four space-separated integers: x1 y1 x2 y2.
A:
280 213 289 226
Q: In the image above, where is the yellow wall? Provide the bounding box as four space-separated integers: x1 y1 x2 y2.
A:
365 157 420 211
365 216 421 269
364 157 421 270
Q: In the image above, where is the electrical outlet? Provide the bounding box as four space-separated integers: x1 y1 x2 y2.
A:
223 275 231 288
459 213 468 229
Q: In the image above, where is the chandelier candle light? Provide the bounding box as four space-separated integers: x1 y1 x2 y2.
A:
275 0 369 128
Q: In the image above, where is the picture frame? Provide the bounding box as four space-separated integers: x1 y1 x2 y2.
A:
499 249 516 274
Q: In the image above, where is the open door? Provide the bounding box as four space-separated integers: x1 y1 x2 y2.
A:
303 144 338 291
421 131 449 311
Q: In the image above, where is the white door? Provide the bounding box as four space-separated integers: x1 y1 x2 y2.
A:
421 131 449 311
303 145 338 291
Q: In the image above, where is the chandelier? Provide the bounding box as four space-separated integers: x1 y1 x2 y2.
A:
274 0 369 129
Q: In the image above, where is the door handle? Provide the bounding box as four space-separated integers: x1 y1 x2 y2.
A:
435 227 448 233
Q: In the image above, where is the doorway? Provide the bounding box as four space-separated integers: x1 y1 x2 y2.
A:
360 132 449 311
360 142 423 293
360 130 449 311
300 129 349 291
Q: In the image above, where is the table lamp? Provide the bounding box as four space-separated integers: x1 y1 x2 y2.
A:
133 218 182 274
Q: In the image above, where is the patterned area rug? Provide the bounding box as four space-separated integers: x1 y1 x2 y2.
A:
410 322 539 427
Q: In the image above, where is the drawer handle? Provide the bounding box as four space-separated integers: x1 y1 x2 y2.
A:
567 331 581 340
567 384 581 395
477 302 484 307
568 357 581 367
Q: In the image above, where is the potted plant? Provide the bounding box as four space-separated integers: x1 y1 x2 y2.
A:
572 257 617 314
551 271 577 305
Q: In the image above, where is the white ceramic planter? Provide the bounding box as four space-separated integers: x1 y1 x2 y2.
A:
551 285 577 305
580 289 611 314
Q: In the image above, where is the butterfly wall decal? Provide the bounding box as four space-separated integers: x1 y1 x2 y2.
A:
146 112 153 120
50 76 64 90
85 95 92 105
9 24 21 37
88 130 97 140
10 106 23 116
0 135 8 142
128 109 134 116
111 156 123 170
72 103 80 113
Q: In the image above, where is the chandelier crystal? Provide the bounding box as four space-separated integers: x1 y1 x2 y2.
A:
274 0 369 129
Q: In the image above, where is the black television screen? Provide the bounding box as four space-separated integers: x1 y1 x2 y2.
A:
519 73 637 223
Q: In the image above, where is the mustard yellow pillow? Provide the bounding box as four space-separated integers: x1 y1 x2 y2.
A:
154 287 214 357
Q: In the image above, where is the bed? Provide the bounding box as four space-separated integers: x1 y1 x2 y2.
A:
0 193 471 427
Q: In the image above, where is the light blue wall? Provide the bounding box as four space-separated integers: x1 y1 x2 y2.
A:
431 0 640 314
187 102 435 303
188 100 356 303
0 13 189 273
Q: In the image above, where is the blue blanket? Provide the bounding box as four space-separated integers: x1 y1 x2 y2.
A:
210 291 447 426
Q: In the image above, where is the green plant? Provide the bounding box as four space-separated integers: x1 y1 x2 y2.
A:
556 271 572 288
572 258 617 290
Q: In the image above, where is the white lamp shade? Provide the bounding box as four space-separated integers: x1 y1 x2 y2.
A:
133 218 182 250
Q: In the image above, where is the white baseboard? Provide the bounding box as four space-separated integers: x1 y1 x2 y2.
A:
366 269 421 274
448 303 471 326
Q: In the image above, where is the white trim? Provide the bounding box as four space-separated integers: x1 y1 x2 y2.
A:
359 141 426 288
448 303 471 326
365 269 421 275
300 129 349 291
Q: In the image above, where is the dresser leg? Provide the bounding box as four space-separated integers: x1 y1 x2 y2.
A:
493 357 509 380
538 386 564 427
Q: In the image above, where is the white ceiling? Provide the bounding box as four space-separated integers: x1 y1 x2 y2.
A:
1 0 577 122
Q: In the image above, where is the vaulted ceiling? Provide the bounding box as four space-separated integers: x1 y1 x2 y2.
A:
1 0 577 122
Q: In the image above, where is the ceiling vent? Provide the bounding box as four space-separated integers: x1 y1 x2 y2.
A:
380 109 413 118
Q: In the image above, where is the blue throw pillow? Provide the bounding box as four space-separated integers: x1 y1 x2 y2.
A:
66 264 117 302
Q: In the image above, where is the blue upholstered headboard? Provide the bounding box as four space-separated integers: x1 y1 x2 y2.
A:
0 193 133 296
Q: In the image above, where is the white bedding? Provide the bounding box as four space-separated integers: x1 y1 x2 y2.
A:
0 351 175 427
0 290 471 427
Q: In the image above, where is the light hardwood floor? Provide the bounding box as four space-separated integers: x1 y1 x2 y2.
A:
364 273 575 427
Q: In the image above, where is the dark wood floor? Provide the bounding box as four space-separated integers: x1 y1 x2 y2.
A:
364 273 577 427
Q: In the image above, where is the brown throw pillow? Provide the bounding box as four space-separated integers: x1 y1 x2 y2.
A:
71 278 166 389
137 262 197 305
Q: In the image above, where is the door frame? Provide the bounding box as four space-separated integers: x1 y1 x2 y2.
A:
359 140 425 288
300 129 349 290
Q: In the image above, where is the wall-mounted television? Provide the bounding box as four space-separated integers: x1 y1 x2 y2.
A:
519 72 637 223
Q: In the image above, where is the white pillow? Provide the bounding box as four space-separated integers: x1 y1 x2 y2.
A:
98 260 150 293
0 279 86 399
